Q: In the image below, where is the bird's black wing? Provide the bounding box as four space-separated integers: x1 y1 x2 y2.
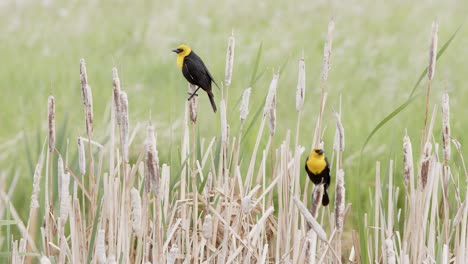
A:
323 157 331 188
183 52 214 91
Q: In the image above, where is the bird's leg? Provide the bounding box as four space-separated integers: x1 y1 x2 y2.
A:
187 86 201 100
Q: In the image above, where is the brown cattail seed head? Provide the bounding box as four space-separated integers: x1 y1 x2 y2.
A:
225 33 235 87
428 21 438 81
77 137 86 175
239 87 251 122
321 19 335 82
188 83 198 123
442 92 450 162
419 142 432 189
112 67 122 125
296 57 306 112
263 73 279 116
119 91 129 162
47 96 55 153
403 134 414 188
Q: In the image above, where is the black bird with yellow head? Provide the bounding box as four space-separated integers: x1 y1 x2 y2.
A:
172 44 218 112
305 148 331 206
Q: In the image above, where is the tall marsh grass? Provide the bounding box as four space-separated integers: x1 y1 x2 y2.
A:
1 20 467 264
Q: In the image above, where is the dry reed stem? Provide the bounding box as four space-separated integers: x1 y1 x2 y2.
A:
428 21 438 81
403 133 414 190
112 67 122 125
96 229 106 264
442 92 450 162
119 90 129 162
293 197 327 242
333 111 345 153
334 169 345 232
268 93 276 136
77 137 86 175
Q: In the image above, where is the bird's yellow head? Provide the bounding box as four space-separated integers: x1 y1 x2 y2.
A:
310 148 325 159
172 45 192 69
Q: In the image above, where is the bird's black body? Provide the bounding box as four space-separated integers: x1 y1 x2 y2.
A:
305 155 331 206
182 51 218 112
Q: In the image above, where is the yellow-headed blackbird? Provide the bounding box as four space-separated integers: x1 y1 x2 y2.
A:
172 44 218 112
305 148 331 206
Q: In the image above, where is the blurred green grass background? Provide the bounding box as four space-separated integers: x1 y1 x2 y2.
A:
1 0 467 225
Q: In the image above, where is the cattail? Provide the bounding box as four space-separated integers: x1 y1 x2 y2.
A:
145 123 160 196
384 238 396 264
310 184 324 218
31 153 44 209
167 244 179 264
335 169 345 232
225 32 235 87
268 93 276 136
239 87 251 122
188 83 198 123
220 100 227 143
57 155 64 200
112 67 122 125
333 112 345 152
130 187 142 236
80 59 93 135
419 142 432 189
77 137 86 175
119 91 129 162
403 134 414 188
201 214 213 240
40 256 51 264
263 73 279 116
60 171 70 221
321 19 335 82
96 229 107 264
296 57 306 112
48 95 55 153
442 92 450 162
428 21 438 81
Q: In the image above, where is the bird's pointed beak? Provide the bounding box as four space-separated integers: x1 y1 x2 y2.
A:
172 49 180 53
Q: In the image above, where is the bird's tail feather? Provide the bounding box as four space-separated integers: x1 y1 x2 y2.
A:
322 190 330 206
207 91 217 112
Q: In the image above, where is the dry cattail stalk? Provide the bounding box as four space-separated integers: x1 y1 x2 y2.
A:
292 196 327 242
85 84 94 136
296 57 306 112
119 91 129 162
384 238 396 264
77 137 86 175
241 196 251 214
80 58 89 103
201 214 213 240
442 92 450 162
321 19 335 82
403 133 414 188
130 187 142 236
188 83 198 123
310 184 324 218
59 171 70 221
335 169 345 232
239 87 251 122
31 153 44 209
112 67 122 125
225 32 235 87
419 142 432 189
47 95 55 153
167 244 179 264
263 73 279 116
220 100 227 143
96 229 107 264
268 93 276 136
333 112 345 152
428 21 438 81
144 123 160 196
